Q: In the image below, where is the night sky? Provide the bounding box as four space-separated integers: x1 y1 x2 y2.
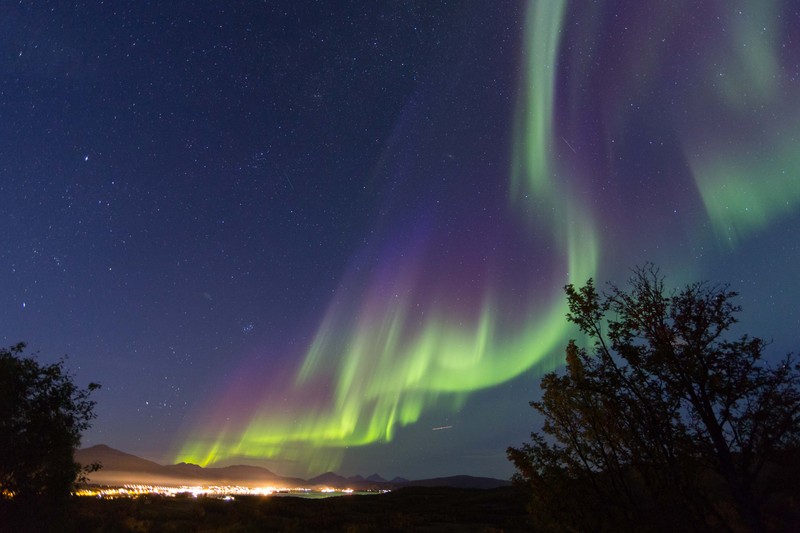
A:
2 1 799 480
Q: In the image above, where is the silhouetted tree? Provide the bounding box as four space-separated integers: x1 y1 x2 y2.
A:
0 342 99 505
508 265 800 532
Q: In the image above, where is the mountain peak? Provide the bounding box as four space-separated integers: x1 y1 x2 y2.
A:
84 444 114 451
76 445 510 490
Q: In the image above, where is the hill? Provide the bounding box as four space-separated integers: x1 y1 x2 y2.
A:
75 445 510 490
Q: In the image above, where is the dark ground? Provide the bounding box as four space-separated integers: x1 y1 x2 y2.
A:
2 486 530 533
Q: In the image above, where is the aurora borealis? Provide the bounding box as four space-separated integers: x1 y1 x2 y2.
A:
2 1 799 480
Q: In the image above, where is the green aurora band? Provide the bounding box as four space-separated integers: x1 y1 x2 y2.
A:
176 0 800 474
692 131 800 246
687 0 800 246
176 0 599 473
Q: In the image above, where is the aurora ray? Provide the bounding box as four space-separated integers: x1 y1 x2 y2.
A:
172 1 800 477
175 0 598 472
684 0 800 246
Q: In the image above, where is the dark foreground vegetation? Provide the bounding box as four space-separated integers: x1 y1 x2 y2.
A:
509 265 800 532
1 486 528 532
1 343 100 502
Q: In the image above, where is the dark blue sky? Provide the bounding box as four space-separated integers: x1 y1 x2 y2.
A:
2 1 798 480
